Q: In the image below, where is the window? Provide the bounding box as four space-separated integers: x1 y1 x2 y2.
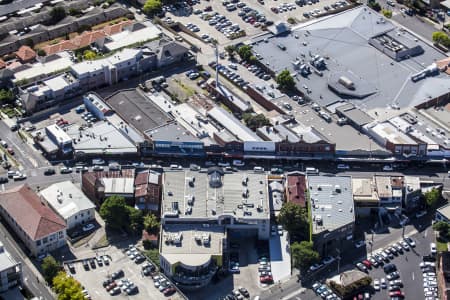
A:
75 215 77 220
43 237 48 244
36 240 41 246
81 213 84 217
58 231 63 238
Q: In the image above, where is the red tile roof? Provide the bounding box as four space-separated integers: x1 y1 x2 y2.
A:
0 185 66 240
15 45 36 62
286 174 306 207
0 59 5 69
135 184 148 198
135 171 149 185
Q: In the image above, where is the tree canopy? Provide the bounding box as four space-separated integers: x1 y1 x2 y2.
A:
41 255 61 283
143 0 162 15
49 7 66 24
52 272 84 300
83 50 96 60
128 208 144 234
276 70 295 90
277 202 309 237
143 213 160 234
242 113 271 131
0 89 14 104
237 45 253 61
424 188 440 207
432 31 450 48
291 241 320 269
99 196 130 230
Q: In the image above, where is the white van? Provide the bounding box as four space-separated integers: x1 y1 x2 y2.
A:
305 167 319 174
253 166 264 173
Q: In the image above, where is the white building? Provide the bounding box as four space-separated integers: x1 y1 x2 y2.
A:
0 242 22 292
40 181 96 230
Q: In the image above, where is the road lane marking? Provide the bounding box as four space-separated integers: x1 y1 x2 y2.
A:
412 272 415 280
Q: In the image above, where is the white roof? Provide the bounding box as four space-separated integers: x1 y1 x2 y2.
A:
40 181 95 220
46 124 72 144
44 75 69 91
0 241 18 271
370 122 417 145
104 22 161 51
102 177 134 195
13 52 73 82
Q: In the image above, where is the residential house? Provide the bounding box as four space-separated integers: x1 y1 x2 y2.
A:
285 172 306 208
15 46 36 63
134 170 162 212
0 185 66 257
39 181 96 230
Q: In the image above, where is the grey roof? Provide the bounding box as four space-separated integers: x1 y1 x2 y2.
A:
0 0 44 17
308 175 354 234
40 181 95 220
251 6 448 110
146 122 200 143
106 89 172 134
0 242 19 272
437 203 450 220
336 104 374 126
162 170 270 220
161 224 224 266
214 84 251 112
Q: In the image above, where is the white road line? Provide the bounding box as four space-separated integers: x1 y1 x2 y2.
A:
412 272 415 280
1 184 4 192
424 230 428 238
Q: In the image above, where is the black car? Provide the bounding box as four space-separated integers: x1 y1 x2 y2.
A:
44 168 56 175
134 255 145 264
89 259 96 269
111 269 124 280
239 287 250 298
0 177 8 183
383 263 397 274
103 278 113 287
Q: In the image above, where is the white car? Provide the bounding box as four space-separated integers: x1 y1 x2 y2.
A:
420 262 436 268
383 165 393 171
60 167 73 174
373 279 380 291
82 223 95 232
430 243 437 254
380 278 387 289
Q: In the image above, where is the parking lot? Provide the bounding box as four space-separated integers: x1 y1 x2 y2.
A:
69 245 183 300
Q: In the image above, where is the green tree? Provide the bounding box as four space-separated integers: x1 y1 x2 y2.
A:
382 9 393 18
242 113 271 131
143 0 162 15
52 271 85 300
41 255 61 283
143 213 160 234
291 241 320 269
37 49 46 57
424 188 440 207
99 196 129 230
83 50 96 60
127 207 143 234
367 0 381 11
224 45 236 57
432 31 450 47
23 38 34 48
0 89 14 104
276 70 295 90
237 45 253 61
50 7 66 24
277 202 309 236
433 221 450 234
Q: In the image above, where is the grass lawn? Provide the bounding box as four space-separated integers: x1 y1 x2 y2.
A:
437 238 448 252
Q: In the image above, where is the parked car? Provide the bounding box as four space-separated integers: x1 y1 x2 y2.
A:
44 168 56 175
356 262 367 272
430 243 437 254
82 223 95 232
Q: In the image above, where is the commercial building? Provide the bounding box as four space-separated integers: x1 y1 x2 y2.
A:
134 170 162 212
308 175 354 256
352 178 379 217
0 242 22 292
45 124 73 155
436 203 450 223
0 185 66 257
374 175 403 208
403 176 421 212
39 181 96 230
160 168 270 289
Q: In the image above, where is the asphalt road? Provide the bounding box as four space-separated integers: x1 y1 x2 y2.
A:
0 221 54 300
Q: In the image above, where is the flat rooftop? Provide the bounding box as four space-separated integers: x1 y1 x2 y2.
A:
251 6 448 110
146 122 200 143
66 123 137 154
106 89 172 134
13 52 73 82
308 175 354 234
162 169 270 220
161 224 224 266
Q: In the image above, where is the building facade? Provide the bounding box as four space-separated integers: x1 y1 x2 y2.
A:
0 242 22 292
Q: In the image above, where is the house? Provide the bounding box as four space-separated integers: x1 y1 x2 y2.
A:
308 175 354 256
39 181 96 230
0 242 22 292
15 46 36 63
403 176 421 212
285 173 306 208
134 170 162 212
0 185 66 257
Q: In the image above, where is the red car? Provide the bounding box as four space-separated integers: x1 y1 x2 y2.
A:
271 7 279 13
389 291 404 297
106 282 117 291
260 275 273 283
163 287 176 296
362 259 372 268
6 148 14 155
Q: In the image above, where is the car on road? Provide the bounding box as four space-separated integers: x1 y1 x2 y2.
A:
383 263 397 274
368 257 379 267
430 242 437 254
82 223 95 232
13 173 26 181
389 279 403 287
93 166 104 171
373 279 380 291
361 259 371 268
356 262 367 272
387 271 400 280
60 167 72 174
380 278 387 289
44 168 56 176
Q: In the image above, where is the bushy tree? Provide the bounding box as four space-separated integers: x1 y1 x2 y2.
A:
0 89 14 104
128 207 143 234
237 45 252 61
291 241 320 269
424 188 440 207
37 49 46 57
276 70 295 90
83 50 96 60
277 202 308 235
143 0 162 15
433 221 450 236
242 113 271 131
143 213 160 234
99 196 129 230
50 7 66 24
432 31 450 47
52 272 84 300
41 255 61 283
